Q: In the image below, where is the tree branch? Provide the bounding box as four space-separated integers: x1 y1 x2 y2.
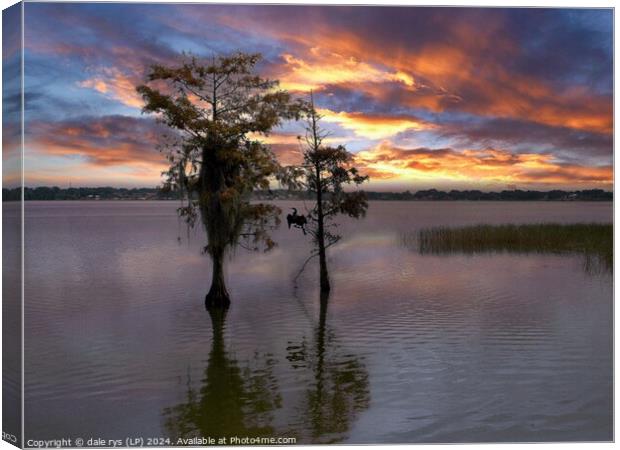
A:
293 250 319 283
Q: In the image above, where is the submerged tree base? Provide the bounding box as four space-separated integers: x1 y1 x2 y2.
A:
205 287 231 310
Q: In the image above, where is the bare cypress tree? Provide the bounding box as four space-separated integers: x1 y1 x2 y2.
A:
290 94 369 293
137 52 304 309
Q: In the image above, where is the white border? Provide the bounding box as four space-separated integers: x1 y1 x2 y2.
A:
0 2 615 450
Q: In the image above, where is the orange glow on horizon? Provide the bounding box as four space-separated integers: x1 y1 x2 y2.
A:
353 142 612 187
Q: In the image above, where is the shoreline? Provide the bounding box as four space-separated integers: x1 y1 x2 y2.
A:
4 198 613 203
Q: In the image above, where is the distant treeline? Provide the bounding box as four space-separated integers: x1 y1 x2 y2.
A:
2 186 177 201
363 188 613 201
2 186 613 202
257 188 612 202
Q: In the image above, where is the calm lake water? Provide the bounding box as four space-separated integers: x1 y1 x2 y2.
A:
17 201 612 443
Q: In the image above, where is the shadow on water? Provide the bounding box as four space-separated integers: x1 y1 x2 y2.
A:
285 291 370 444
162 306 281 440
403 223 612 274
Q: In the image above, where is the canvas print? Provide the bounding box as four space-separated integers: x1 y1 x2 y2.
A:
2 2 613 447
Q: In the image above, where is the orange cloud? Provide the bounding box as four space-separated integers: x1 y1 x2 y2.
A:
278 49 417 92
79 68 144 108
26 116 168 180
240 15 611 135
354 142 612 186
268 144 304 166
317 108 434 140
24 162 162 187
254 131 353 165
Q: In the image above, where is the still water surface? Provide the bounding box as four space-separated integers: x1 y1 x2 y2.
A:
22 201 612 443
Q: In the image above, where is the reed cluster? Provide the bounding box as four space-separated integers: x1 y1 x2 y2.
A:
413 223 612 271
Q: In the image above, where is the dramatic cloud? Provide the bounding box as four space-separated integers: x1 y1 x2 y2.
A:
26 115 168 171
354 142 612 187
439 117 613 162
318 109 433 140
278 50 416 92
217 7 612 132
79 68 144 108
19 4 613 189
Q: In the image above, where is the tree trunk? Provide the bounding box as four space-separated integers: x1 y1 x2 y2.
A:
318 242 330 293
314 155 331 294
205 251 230 310
201 145 231 310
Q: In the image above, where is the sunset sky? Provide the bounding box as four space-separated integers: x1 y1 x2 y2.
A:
3 4 613 190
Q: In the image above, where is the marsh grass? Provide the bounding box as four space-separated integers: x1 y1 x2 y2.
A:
409 223 612 272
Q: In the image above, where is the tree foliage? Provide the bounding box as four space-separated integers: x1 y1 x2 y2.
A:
136 52 306 306
288 96 369 291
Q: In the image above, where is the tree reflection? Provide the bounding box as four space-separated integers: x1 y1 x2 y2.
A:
286 291 370 443
164 293 369 444
163 306 281 440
